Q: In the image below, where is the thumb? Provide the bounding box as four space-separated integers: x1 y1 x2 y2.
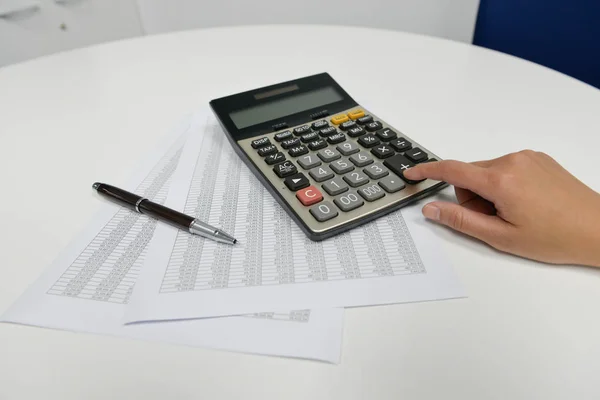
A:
422 201 512 247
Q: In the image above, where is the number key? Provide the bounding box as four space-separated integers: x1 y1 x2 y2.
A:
317 148 341 162
336 141 359 156
358 183 386 202
363 162 389 179
322 177 348 196
334 190 364 212
309 201 338 222
349 151 374 167
330 158 355 174
343 170 369 187
309 165 334 182
297 153 321 170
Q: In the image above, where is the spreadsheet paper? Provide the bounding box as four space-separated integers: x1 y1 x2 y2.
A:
0 113 344 363
125 113 465 323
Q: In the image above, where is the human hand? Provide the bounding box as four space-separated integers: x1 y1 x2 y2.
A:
404 150 600 267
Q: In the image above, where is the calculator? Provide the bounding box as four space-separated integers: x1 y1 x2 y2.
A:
210 73 446 241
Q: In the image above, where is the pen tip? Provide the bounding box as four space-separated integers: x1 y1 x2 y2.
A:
92 182 101 190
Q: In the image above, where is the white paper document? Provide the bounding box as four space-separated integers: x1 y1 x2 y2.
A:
125 113 465 323
0 113 344 363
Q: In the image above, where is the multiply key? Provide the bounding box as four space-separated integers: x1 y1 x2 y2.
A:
257 144 277 157
273 160 298 178
370 144 395 159
251 137 270 148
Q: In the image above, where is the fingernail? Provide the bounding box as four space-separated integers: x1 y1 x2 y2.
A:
422 204 440 221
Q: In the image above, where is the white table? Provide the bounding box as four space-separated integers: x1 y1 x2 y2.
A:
1 26 600 400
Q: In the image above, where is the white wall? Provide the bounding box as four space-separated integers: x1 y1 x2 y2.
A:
0 0 479 67
0 0 142 66
137 0 480 43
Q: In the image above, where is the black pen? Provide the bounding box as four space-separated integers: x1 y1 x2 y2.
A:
92 182 237 245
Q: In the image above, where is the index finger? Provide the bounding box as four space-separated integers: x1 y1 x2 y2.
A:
404 160 493 198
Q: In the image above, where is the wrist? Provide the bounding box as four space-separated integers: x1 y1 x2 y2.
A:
574 194 600 268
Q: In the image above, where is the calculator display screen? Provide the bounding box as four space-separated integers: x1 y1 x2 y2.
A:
229 87 343 129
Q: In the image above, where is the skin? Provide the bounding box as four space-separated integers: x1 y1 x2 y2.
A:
403 150 600 267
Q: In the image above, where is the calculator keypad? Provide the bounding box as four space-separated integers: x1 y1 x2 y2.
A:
240 108 443 235
330 159 354 174
334 190 364 212
309 165 334 182
257 144 277 157
317 148 341 162
310 201 338 222
297 154 321 170
265 152 285 165
336 141 360 156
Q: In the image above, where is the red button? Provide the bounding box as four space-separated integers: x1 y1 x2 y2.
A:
296 186 323 206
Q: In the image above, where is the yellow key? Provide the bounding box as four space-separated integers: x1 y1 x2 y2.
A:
347 109 365 120
331 114 349 125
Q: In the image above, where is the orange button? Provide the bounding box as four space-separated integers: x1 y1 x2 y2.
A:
330 114 349 125
347 109 365 120
296 186 323 206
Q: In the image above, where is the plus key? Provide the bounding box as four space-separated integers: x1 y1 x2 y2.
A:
383 154 425 184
